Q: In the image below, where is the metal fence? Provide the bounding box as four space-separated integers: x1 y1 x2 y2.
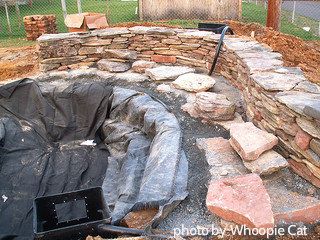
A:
0 0 319 41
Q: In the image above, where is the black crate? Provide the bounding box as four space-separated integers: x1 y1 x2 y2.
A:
33 187 111 240
198 23 228 34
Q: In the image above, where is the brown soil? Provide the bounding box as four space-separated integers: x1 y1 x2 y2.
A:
0 46 38 81
225 20 320 85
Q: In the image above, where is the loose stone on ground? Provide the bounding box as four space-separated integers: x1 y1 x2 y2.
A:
97 59 131 73
172 73 216 92
206 173 274 230
229 122 279 161
145 66 195 81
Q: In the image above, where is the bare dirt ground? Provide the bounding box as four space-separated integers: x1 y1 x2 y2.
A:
0 46 38 81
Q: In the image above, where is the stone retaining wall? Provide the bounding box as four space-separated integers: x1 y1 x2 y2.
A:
37 27 320 188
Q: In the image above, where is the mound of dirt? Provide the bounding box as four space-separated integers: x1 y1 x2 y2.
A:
225 20 320 85
0 46 38 81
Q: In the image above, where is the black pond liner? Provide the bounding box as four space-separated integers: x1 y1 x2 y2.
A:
0 78 188 239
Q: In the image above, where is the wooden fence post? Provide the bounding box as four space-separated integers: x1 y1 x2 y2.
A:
266 0 282 31
61 0 67 19
77 0 82 13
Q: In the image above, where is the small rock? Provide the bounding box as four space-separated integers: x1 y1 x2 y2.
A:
121 208 158 229
220 170 228 176
310 139 320 157
212 113 244 130
172 73 216 92
229 122 279 161
97 59 131 73
294 128 312 150
241 149 289 176
114 72 148 82
206 173 274 230
145 66 195 81
57 65 68 71
195 92 235 121
156 84 171 93
104 49 137 60
132 60 156 73
308 188 314 195
151 55 177 63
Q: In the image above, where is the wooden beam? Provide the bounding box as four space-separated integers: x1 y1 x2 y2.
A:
266 0 282 31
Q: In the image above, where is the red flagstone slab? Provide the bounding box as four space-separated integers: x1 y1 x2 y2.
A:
264 172 320 224
229 122 278 161
206 173 274 230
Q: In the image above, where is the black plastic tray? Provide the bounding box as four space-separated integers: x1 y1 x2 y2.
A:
198 23 228 34
33 187 111 240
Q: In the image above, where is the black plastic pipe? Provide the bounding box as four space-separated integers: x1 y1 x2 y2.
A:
208 26 234 76
98 224 144 236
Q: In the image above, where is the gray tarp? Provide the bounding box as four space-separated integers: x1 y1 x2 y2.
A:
0 79 188 239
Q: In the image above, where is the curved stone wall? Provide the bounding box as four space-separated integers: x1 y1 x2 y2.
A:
37 26 320 188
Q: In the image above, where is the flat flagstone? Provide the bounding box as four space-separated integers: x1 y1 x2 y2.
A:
242 149 288 176
275 91 320 116
294 81 320 94
97 59 131 73
104 49 137 60
274 67 304 75
195 92 235 120
113 72 149 82
172 73 216 92
229 122 278 161
196 137 249 180
242 58 283 72
264 170 320 224
145 66 195 81
206 173 274 230
212 113 244 130
303 102 320 121
132 60 156 73
251 72 304 91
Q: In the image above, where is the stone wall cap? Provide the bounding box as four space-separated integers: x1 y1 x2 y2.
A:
294 81 320 94
275 91 320 116
93 27 129 37
37 32 92 41
177 30 215 38
251 72 305 91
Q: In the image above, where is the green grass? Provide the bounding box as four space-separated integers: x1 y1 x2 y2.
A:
0 0 319 47
0 37 36 48
0 0 138 38
242 2 320 41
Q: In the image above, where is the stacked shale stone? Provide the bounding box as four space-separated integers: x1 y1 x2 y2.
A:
37 27 320 189
23 15 57 41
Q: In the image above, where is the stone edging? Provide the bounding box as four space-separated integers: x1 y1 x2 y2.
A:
37 26 320 188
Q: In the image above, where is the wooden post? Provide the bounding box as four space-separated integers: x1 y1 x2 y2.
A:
292 1 296 23
266 0 282 31
61 0 67 19
77 0 82 13
15 2 22 27
4 1 12 37
106 0 111 24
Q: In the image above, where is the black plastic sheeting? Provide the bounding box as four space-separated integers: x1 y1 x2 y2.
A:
0 79 188 239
